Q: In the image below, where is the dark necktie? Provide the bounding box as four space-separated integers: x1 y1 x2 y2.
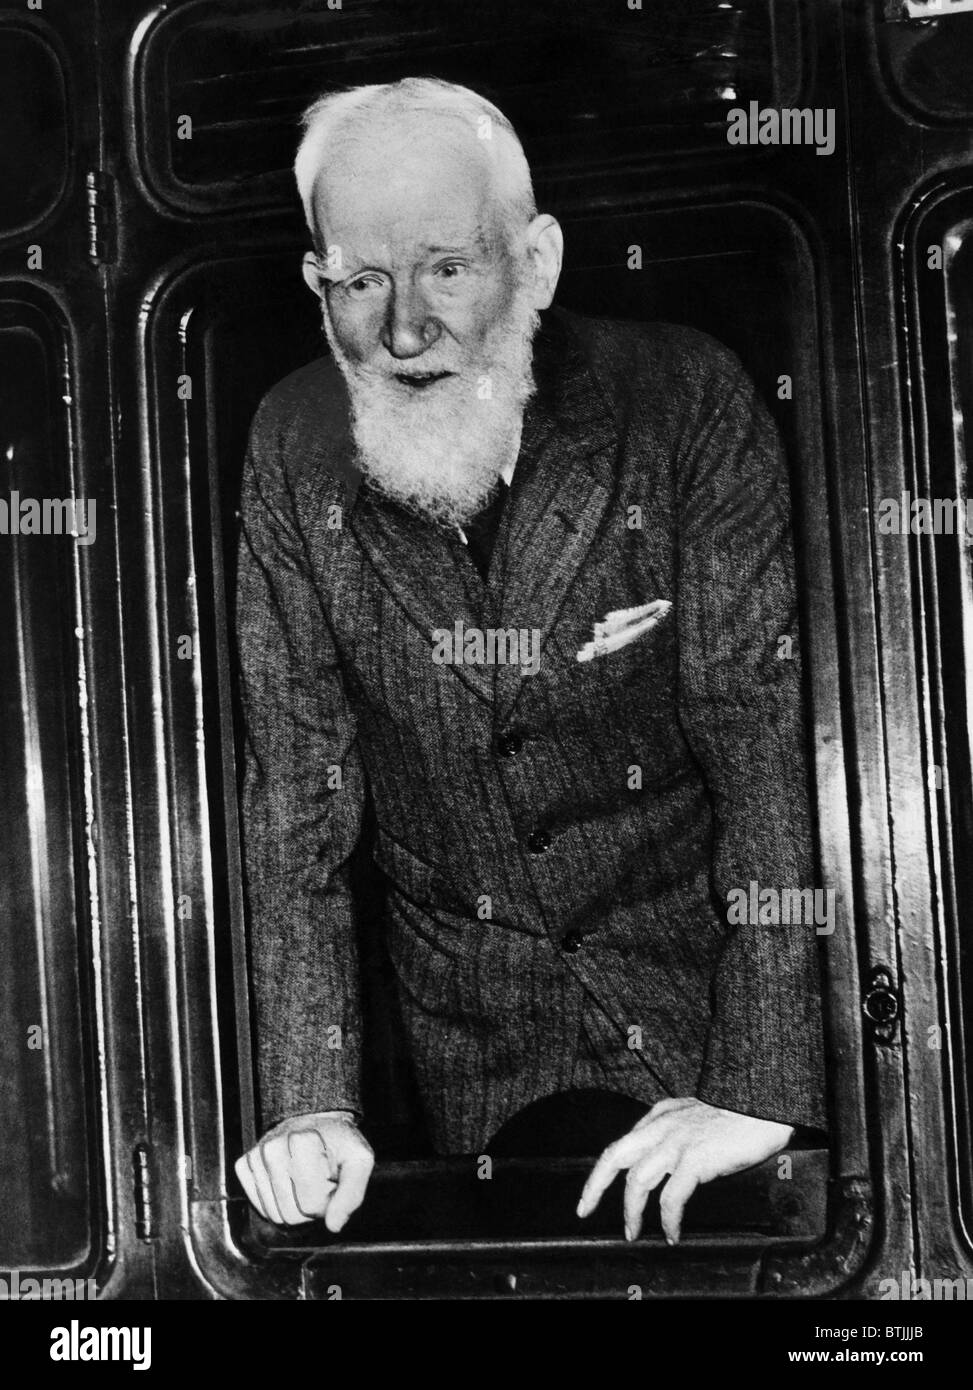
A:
462 478 509 583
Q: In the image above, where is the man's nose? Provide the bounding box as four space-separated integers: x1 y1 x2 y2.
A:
381 284 442 360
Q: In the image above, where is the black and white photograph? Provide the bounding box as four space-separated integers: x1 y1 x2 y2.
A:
1 0 972 1357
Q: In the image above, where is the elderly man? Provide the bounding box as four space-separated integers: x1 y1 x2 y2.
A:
234 78 825 1244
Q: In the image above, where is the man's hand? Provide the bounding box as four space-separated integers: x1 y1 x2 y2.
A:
235 1111 374 1232
576 1097 793 1244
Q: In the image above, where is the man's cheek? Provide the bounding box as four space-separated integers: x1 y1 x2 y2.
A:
459 284 514 348
329 304 386 364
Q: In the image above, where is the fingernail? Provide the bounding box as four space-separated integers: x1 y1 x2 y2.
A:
576 1202 586 1219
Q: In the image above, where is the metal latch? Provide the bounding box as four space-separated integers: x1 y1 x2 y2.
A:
862 966 900 1044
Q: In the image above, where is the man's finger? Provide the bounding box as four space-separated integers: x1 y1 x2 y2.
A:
623 1150 676 1241
577 1116 681 1218
659 1162 701 1245
260 1136 310 1225
323 1144 374 1233
244 1147 285 1224
577 1142 625 1218
234 1151 267 1218
288 1130 339 1218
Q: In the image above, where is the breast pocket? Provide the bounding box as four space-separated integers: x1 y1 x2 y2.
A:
555 606 678 707
535 612 693 791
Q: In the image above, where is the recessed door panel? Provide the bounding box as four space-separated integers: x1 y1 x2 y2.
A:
902 190 973 1242
0 21 70 239
0 294 92 1272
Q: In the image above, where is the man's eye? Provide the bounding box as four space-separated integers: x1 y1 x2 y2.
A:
345 276 385 295
434 261 469 280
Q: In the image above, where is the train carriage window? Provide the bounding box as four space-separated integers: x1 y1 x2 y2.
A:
153 203 851 1295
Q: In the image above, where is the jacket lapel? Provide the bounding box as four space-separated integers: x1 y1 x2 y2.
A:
349 485 495 705
490 312 618 723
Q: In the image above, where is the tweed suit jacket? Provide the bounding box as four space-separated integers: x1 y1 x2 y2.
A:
236 305 827 1155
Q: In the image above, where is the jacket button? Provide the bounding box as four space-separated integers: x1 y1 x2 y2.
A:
526 827 551 854
497 731 525 758
561 930 583 953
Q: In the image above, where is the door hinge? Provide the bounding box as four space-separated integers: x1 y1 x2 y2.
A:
132 1142 155 1240
85 171 116 266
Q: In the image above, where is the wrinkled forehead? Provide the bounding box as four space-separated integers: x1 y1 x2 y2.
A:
310 112 513 262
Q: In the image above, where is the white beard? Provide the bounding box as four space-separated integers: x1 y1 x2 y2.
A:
322 289 540 527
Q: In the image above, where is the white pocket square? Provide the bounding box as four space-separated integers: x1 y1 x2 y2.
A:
576 600 672 663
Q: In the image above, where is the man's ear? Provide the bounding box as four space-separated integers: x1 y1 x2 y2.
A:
302 250 326 299
525 214 564 310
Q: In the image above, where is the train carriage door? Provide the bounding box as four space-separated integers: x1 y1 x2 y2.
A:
847 0 973 1293
0 0 154 1300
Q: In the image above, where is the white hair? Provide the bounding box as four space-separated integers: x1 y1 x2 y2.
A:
294 77 537 246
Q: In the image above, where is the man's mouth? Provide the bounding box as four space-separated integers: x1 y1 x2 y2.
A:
394 370 455 390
